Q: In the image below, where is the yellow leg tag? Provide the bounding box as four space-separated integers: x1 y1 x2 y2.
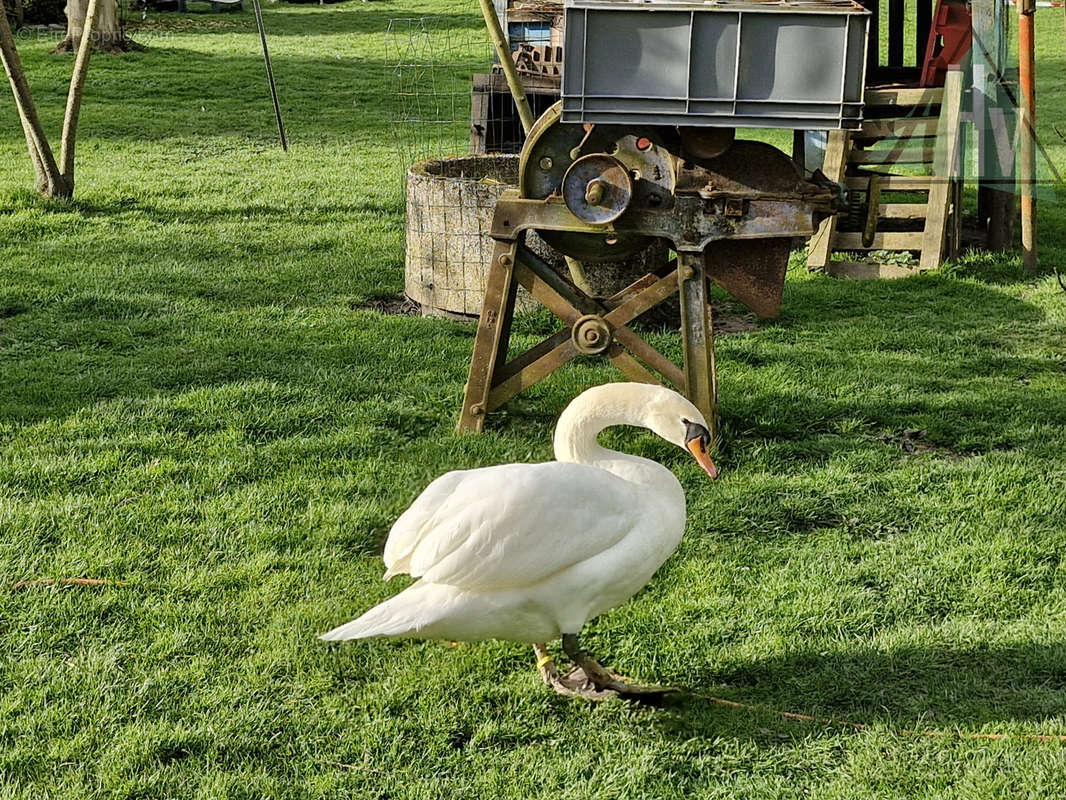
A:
536 653 554 670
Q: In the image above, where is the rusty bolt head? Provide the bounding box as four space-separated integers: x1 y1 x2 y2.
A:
498 253 513 267
469 403 485 416
584 179 607 206
571 314 612 355
539 156 553 170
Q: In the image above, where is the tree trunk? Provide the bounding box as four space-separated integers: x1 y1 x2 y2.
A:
0 0 70 197
58 0 98 192
56 0 139 53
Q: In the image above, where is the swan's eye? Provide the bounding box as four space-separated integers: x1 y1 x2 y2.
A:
682 419 709 447
682 418 718 478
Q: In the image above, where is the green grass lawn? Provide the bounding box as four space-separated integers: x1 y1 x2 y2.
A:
2 2 1066 797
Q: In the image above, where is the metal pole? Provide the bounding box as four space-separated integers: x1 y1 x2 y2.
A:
476 0 534 134
252 0 287 151
1018 0 1036 269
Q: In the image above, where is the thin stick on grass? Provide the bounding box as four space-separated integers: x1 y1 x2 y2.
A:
12 577 130 590
694 692 1066 743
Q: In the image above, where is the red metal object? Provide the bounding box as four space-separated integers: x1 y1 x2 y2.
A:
920 0 973 87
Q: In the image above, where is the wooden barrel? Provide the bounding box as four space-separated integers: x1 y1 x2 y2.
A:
405 155 668 318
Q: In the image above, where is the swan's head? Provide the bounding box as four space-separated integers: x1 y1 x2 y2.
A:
640 386 719 480
558 383 719 479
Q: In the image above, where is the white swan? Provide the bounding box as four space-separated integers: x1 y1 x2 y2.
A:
320 382 718 698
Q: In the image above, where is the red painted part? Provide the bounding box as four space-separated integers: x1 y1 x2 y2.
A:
920 0 974 87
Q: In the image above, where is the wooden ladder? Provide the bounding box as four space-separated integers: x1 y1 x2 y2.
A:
807 68 964 277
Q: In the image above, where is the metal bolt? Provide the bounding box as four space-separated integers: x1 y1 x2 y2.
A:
584 179 606 206
470 403 485 416
539 156 553 170
571 314 612 355
498 253 513 267
679 265 696 281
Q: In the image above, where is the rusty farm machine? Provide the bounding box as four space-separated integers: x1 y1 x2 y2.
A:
406 0 1031 435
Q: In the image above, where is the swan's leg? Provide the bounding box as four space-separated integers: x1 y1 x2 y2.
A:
532 643 616 700
533 643 558 685
561 634 674 698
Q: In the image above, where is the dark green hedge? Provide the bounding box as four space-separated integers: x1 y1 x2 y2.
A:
21 0 67 25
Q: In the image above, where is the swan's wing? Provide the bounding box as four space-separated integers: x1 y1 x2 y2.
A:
383 469 471 577
381 462 641 590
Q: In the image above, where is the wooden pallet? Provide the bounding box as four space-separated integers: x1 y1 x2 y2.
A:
807 68 964 277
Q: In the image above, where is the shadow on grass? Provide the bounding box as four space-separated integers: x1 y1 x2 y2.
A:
659 640 1066 737
2 266 1058 462
703 273 1062 453
0 192 405 222
778 269 1045 327
14 49 483 145
127 5 483 38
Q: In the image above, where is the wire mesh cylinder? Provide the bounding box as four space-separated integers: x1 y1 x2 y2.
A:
405 154 668 318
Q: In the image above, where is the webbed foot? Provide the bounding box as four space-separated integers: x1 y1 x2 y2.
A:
532 640 676 703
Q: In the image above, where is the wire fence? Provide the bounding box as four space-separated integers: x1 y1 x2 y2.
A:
384 17 492 190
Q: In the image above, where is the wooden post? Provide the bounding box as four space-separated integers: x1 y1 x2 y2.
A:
864 0 879 75
469 74 490 154
677 253 717 440
917 0 933 67
458 240 518 433
973 0 1015 250
920 67 963 271
806 130 850 270
477 0 534 135
1018 0 1037 270
888 0 904 66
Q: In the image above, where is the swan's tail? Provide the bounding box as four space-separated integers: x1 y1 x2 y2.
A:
318 582 448 641
319 582 554 643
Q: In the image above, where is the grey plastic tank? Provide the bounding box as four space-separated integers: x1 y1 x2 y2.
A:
562 0 870 130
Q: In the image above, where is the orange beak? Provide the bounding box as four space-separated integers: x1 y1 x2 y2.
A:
686 437 719 480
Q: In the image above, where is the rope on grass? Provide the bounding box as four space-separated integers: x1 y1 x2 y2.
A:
692 692 1066 743
11 577 130 590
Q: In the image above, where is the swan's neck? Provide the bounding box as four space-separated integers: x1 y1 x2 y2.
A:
553 393 682 498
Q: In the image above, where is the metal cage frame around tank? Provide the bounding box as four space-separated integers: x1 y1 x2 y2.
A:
561 0 871 130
